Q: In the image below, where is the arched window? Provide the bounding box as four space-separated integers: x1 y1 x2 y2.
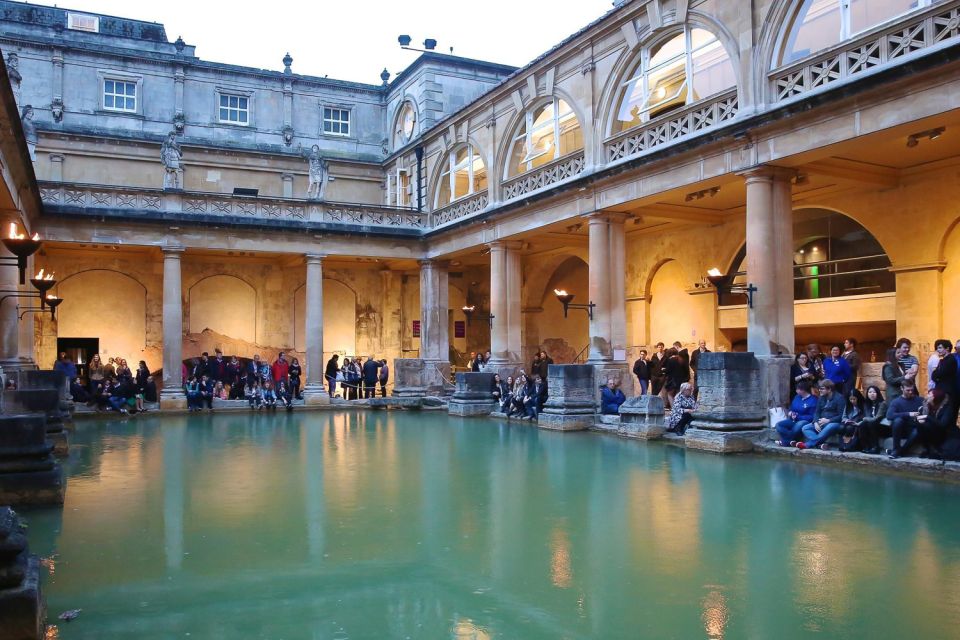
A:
779 0 941 66
393 101 418 148
435 145 487 208
506 98 583 177
614 27 735 133
721 209 894 304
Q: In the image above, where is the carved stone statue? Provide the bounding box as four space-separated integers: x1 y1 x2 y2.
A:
6 53 21 103
20 104 36 161
304 144 328 200
282 124 294 146
50 96 63 123
160 131 183 190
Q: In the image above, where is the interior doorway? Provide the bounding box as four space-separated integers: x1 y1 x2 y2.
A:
57 337 99 379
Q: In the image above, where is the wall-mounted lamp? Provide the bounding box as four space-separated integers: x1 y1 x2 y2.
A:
554 289 595 320
906 126 945 148
0 267 61 319
1 222 42 284
684 186 720 202
462 305 494 328
706 268 757 309
18 295 61 321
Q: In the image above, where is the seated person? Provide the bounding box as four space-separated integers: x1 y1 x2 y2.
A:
184 376 202 411
70 377 91 404
854 386 888 454
507 375 528 418
262 381 277 409
797 379 844 450
915 389 953 459
886 383 924 458
246 380 262 410
667 382 697 435
276 380 293 410
600 378 626 415
213 381 228 400
199 375 214 410
95 380 113 411
775 381 817 446
524 374 547 420
143 376 158 403
498 375 514 414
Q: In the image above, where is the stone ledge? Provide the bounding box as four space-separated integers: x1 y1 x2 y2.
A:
755 441 960 481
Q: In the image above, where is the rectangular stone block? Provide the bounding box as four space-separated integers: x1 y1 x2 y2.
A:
540 364 597 432
690 352 766 434
684 428 764 453
618 394 666 439
538 413 594 431
447 372 497 417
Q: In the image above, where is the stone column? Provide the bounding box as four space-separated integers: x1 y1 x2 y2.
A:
419 259 450 393
487 241 522 375
303 254 329 405
16 254 35 369
742 167 794 356
159 247 185 409
586 213 612 363
608 213 628 360
282 173 294 198
0 241 21 379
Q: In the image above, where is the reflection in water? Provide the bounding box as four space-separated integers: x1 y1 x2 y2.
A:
550 525 573 588
24 412 960 640
701 588 728 639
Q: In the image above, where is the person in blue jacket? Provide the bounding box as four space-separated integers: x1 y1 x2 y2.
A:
798 379 846 450
600 378 626 415
775 380 818 446
822 344 852 389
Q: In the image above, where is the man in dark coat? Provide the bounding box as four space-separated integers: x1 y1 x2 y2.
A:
632 350 650 395
362 356 380 399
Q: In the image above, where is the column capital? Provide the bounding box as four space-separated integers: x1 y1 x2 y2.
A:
418 259 450 269
161 245 185 256
486 240 525 252
582 210 631 224
304 253 325 265
738 164 796 183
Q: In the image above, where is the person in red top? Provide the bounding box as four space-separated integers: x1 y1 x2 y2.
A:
271 352 290 385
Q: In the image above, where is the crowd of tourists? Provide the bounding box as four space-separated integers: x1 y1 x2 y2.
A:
628 340 710 434
54 352 156 414
323 354 390 400
489 350 554 420
179 350 301 412
775 337 960 460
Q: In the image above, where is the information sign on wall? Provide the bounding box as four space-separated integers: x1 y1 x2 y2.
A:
412 320 421 338
454 321 465 338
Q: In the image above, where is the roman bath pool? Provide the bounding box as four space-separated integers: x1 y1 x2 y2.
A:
23 411 960 639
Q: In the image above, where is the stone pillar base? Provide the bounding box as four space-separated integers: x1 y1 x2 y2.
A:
684 428 765 453
392 358 451 398
159 392 187 411
0 507 44 640
538 413 594 431
302 385 331 406
448 372 497 417
47 431 68 457
757 355 794 417
591 361 634 400
483 361 523 381
619 395 666 439
0 416 65 506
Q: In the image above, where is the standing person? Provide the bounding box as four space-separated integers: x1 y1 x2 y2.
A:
884 342 919 402
689 340 710 395
87 353 106 396
536 350 552 382
210 349 227 384
798 379 845 450
271 352 290 386
54 354 77 382
789 353 818 398
649 342 667 396
325 354 340 398
632 349 650 396
805 344 825 383
378 359 390 397
468 352 480 372
135 360 150 411
842 338 861 395
346 358 362 400
362 356 380 399
193 352 210 380
246 354 262 386
226 356 243 399
931 339 958 427
288 357 303 400
823 345 852 391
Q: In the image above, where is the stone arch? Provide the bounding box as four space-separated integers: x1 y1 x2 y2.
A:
55 269 148 365
495 87 591 191
427 138 490 210
522 248 590 309
597 11 742 142
188 274 257 344
524 254 590 364
647 259 701 347
292 277 357 357
754 0 797 104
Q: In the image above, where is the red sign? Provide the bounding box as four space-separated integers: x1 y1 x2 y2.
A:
454 321 465 338
412 320 421 338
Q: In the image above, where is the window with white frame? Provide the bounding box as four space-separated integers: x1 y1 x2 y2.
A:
67 12 99 32
436 145 486 207
506 98 583 178
387 167 411 207
614 27 735 133
323 107 350 136
103 78 137 112
779 0 939 66
218 93 250 124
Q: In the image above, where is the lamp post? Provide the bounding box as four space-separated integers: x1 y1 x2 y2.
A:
462 305 494 328
554 289 595 320
706 268 757 309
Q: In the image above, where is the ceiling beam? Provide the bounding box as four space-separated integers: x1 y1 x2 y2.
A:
802 158 900 188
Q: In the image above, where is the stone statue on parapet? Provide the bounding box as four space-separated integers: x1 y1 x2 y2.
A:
161 131 183 190
6 52 21 103
301 144 328 200
20 104 36 161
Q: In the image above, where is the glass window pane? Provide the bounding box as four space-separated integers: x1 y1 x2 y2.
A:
508 136 527 177
125 97 135 111
615 72 645 132
557 112 582 156
781 0 842 64
104 95 114 109
650 33 686 70
647 54 687 115
453 165 470 198
105 80 114 93
691 38 735 101
849 0 918 34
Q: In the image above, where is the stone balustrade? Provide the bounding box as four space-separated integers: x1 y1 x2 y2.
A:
431 191 489 228
501 151 586 201
39 181 427 232
771 1 960 104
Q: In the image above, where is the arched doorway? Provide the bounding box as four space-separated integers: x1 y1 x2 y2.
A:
527 255 589 364
293 279 357 359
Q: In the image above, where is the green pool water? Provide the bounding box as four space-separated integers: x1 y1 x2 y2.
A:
22 410 960 639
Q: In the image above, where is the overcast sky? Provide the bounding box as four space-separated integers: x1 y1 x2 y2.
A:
31 0 615 83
